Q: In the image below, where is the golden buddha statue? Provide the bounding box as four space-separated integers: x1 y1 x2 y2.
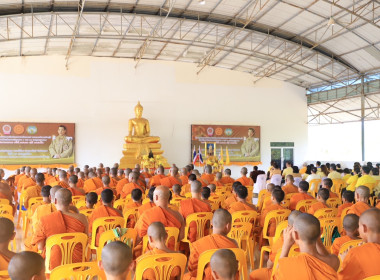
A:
120 102 169 169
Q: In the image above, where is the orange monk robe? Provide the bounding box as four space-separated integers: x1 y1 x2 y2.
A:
179 199 212 242
148 174 166 187
260 204 284 237
180 184 191 196
141 172 152 179
184 234 238 280
88 205 123 246
83 178 103 193
68 188 85 197
338 243 380 279
307 202 328 215
121 183 144 198
22 185 42 208
32 211 86 271
201 174 215 186
116 178 129 196
331 235 355 256
210 180 224 187
0 253 12 271
95 187 116 196
77 179 84 189
220 176 235 185
376 202 380 209
51 181 70 189
289 193 314 210
282 184 298 195
138 202 155 216
30 201 48 216
329 190 339 199
222 194 237 209
17 175 27 189
236 176 254 186
31 203 57 231
21 177 36 191
15 173 24 186
160 176 182 188
228 201 256 214
109 177 118 188
124 201 142 228
45 176 58 186
274 253 337 280
337 202 353 217
347 201 370 216
180 175 189 185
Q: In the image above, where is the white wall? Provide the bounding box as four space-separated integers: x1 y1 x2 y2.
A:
0 56 307 177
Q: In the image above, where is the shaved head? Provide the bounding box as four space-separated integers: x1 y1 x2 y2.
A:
360 208 380 234
210 249 238 280
172 184 181 194
212 209 232 229
208 184 216 192
191 180 202 193
55 188 72 206
102 175 110 185
154 186 171 203
50 185 62 201
294 213 320 244
130 172 139 181
215 172 222 180
343 214 359 232
8 251 45 280
288 210 302 227
30 168 37 176
147 222 167 242
356 185 370 199
171 167 178 175
267 183 275 192
59 170 67 180
101 241 133 276
0 217 14 243
241 167 248 175
35 173 45 184
157 166 164 174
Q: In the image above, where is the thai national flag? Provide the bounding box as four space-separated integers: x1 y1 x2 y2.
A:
198 145 204 164
193 145 199 164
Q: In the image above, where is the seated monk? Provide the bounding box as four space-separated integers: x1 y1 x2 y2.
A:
22 172 45 209
138 187 156 216
211 172 225 187
121 172 144 199
236 167 254 186
109 168 119 188
179 180 212 242
184 209 238 280
116 169 131 196
180 167 189 185
134 186 185 252
282 175 298 195
137 222 181 280
210 249 239 280
89 189 123 246
222 181 242 209
14 166 26 187
220 168 235 185
0 218 16 270
338 190 354 217
83 172 103 193
117 169 125 180
274 213 339 279
338 208 380 279
8 251 45 280
172 184 185 198
259 188 285 238
77 172 85 189
228 185 257 213
322 178 339 199
148 166 166 188
141 167 152 180
289 181 314 210
133 165 147 188
20 168 37 191
32 188 88 271
181 174 196 196
308 188 329 215
80 192 98 210
18 166 31 191
51 170 70 189
250 210 302 280
160 167 182 188
200 165 215 187
68 175 85 196
261 184 275 210
96 176 117 196
347 186 371 216
331 214 360 256
208 184 220 198
201 187 212 205
29 185 52 216
124 189 143 228
99 241 134 280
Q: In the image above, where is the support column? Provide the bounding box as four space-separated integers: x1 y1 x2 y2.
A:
361 75 365 161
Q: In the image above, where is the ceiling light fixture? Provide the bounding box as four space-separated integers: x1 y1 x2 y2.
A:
327 16 335 26
198 0 206 5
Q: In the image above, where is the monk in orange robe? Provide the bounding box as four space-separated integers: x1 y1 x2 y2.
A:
135 186 185 253
83 172 104 193
148 166 166 188
99 241 134 279
180 167 189 185
236 167 254 186
51 170 70 189
200 165 215 186
338 190 354 217
282 175 298 195
322 178 339 199
160 167 182 188
308 188 329 215
338 208 380 279
179 180 212 242
32 188 88 271
17 166 30 191
95 176 117 196
184 209 238 280
68 175 85 197
22 173 45 209
141 167 153 180
274 213 339 279
220 168 235 185
121 172 144 198
347 186 371 216
0 182 14 214
289 181 314 210
222 182 242 209
331 214 360 256
14 166 26 187
211 172 224 187
227 185 257 214
124 189 143 228
77 172 85 189
260 189 285 238
117 169 125 180
20 168 37 191
108 168 119 188
181 174 196 196
116 169 130 196
172 184 186 198
0 217 16 271
138 187 156 216
210 249 239 280
89 189 123 246
259 184 275 211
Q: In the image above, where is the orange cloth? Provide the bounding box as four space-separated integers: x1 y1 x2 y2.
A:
160 176 182 188
0 253 11 271
77 179 84 189
282 184 298 195
15 173 24 186
331 235 355 256
222 194 237 209
31 203 56 231
228 201 256 213
22 185 42 208
45 176 58 186
274 253 337 280
149 174 166 187
289 193 314 210
337 202 353 217
83 178 103 193
201 174 214 186
236 176 253 186
184 234 238 280
329 190 339 199
52 181 70 189
17 174 27 188
121 183 144 198
220 176 235 185
21 177 36 191
181 184 191 195
180 175 189 185
338 243 380 279
95 187 116 196
179 198 212 242
347 201 370 216
210 180 224 187
141 172 152 179
124 202 141 228
376 202 380 209
32 211 86 271
260 204 284 237
308 202 328 215
109 177 118 188
116 178 129 195
68 188 85 196
138 202 155 216
89 205 123 246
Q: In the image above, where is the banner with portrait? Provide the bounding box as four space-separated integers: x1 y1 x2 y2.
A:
0 122 75 165
191 124 261 165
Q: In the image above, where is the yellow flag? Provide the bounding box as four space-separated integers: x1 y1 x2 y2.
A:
226 146 230 165
220 147 224 165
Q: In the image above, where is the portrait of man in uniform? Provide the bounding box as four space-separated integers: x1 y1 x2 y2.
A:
241 128 259 157
49 125 73 159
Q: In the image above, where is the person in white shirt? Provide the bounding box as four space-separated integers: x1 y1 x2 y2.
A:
306 167 321 183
